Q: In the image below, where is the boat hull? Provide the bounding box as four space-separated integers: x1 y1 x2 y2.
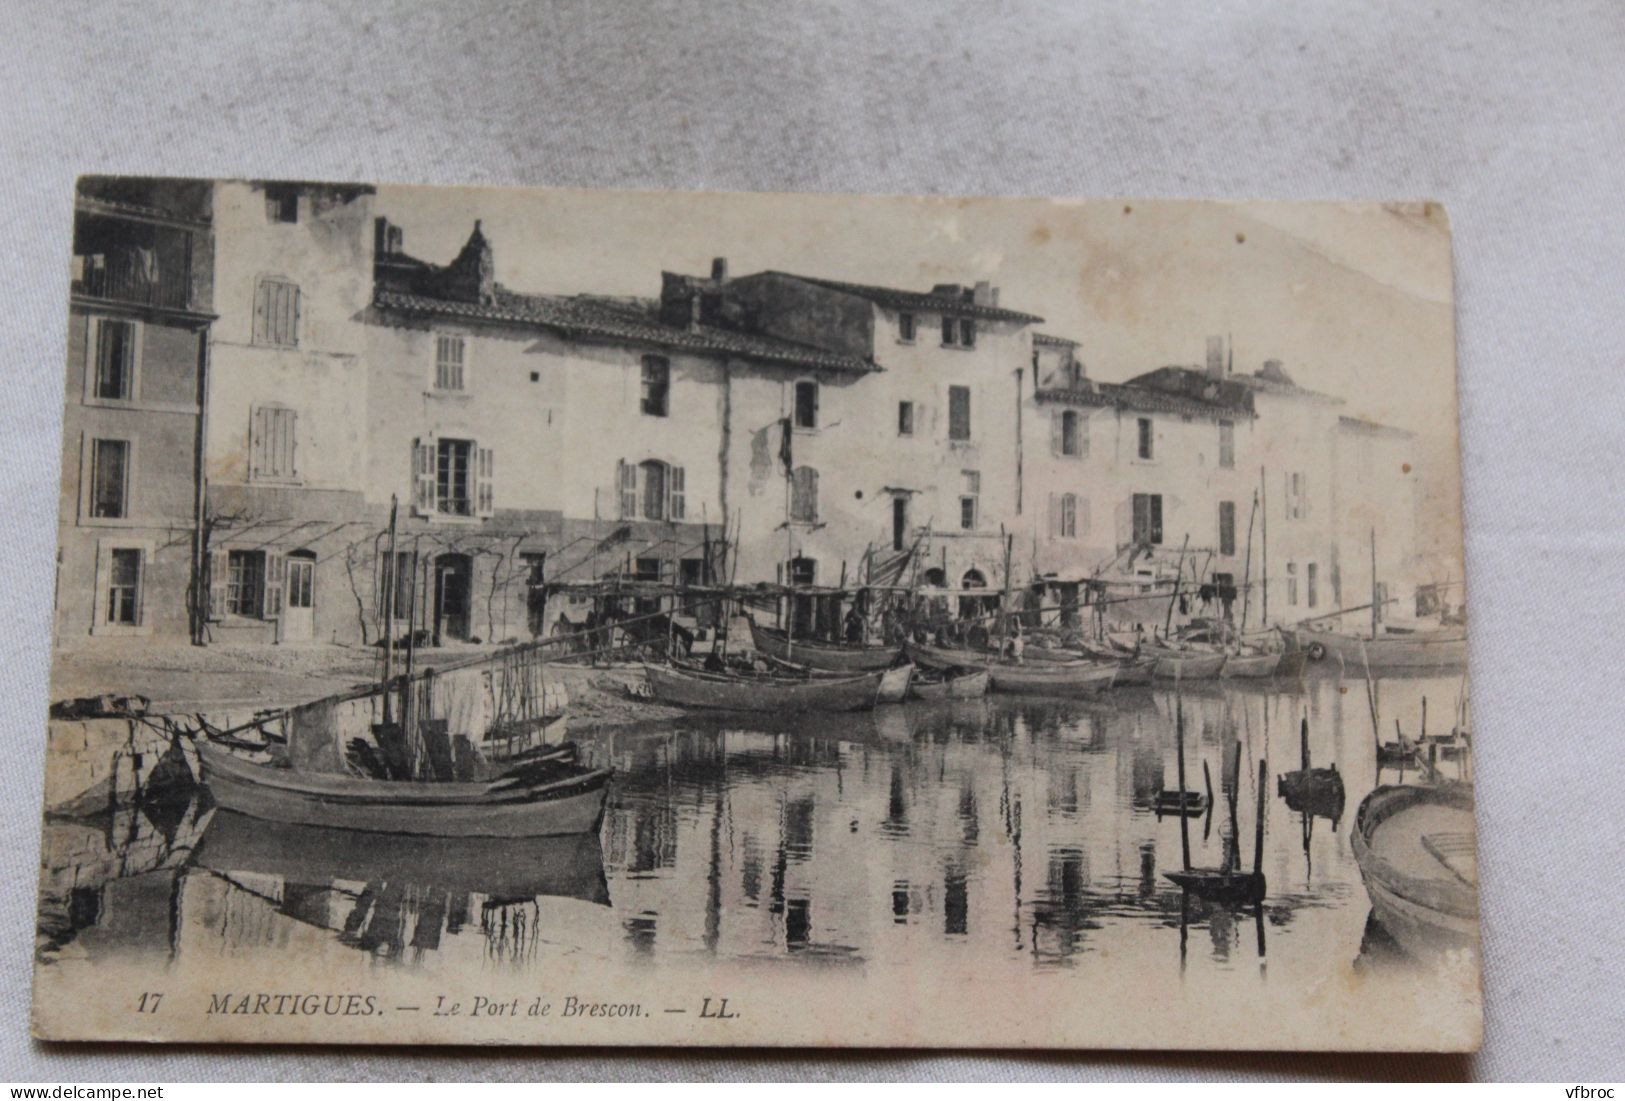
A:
748 620 901 672
1351 783 1479 957
1221 650 1282 679
876 663 915 704
1295 628 1468 671
906 642 1116 696
196 742 611 839
910 669 990 700
1146 648 1228 679
645 663 882 712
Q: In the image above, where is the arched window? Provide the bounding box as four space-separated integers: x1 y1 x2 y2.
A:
922 567 947 588
618 458 687 521
790 465 819 523
961 569 987 590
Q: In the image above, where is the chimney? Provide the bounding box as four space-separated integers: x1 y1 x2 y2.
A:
374 217 396 257
1205 335 1226 379
973 280 993 306
710 257 729 282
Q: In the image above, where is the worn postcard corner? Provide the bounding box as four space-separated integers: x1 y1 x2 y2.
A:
35 179 1476 1051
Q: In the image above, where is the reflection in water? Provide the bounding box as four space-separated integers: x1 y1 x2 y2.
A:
38 671 1462 985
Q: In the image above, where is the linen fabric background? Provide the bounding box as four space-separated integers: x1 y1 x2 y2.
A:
1 0 1621 1082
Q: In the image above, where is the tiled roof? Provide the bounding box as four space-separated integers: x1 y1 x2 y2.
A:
1033 332 1077 347
1035 381 1252 420
1338 415 1412 439
772 273 1044 324
373 289 879 375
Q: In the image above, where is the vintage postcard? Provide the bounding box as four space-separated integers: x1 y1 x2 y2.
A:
33 179 1477 1049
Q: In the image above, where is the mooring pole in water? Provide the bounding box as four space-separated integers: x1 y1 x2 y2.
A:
1253 757 1267 878
1176 689 1191 872
1300 715 1310 772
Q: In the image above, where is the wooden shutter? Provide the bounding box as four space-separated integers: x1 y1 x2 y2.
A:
1048 493 1059 537
263 552 286 619
253 281 270 344
1050 412 1062 456
1077 413 1089 458
617 459 638 518
412 436 437 515
670 465 686 521
1150 495 1163 544
476 446 495 517
206 549 227 620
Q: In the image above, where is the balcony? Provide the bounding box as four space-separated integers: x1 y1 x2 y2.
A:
71 208 202 313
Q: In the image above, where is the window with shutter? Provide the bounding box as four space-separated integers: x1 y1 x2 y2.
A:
790 466 818 523
476 447 494 516
1137 417 1154 460
640 460 667 521
253 278 301 347
1132 493 1164 546
641 356 669 416
670 465 685 520
1219 501 1236 556
250 406 298 482
948 386 971 440
435 334 466 391
1219 420 1235 468
1060 411 1079 456
898 401 914 436
437 439 474 516
1060 493 1077 538
1078 497 1090 536
1048 493 1059 537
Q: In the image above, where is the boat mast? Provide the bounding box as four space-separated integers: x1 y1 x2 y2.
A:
382 495 398 727
1259 465 1269 627
1164 533 1189 638
1240 489 1258 633
1370 526 1379 641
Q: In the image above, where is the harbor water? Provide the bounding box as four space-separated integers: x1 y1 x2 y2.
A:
36 669 1473 991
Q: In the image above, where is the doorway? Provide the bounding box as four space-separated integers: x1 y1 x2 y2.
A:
282 552 316 642
434 553 473 643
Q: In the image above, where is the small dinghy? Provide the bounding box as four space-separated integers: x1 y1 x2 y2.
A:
1351 782 1478 957
908 667 990 700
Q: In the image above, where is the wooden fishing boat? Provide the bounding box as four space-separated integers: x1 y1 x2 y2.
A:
1350 783 1478 956
644 662 884 712
1221 648 1282 679
1278 765 1346 824
909 667 990 700
1143 644 1228 680
193 809 611 905
905 642 1116 696
986 659 1117 697
875 663 915 704
748 620 902 672
195 740 611 838
1293 625 1467 670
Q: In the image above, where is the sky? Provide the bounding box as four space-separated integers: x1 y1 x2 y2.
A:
374 185 1460 549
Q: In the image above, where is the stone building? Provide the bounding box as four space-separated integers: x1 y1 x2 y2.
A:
56 178 214 643
201 180 376 645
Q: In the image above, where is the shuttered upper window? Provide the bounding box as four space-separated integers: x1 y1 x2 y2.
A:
435 334 466 391
790 466 819 523
948 385 971 441
252 278 300 347
249 405 298 482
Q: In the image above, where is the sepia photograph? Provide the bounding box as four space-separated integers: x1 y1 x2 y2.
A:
30 178 1478 1050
